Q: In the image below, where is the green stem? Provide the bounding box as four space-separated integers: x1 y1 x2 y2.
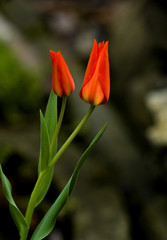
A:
20 170 48 240
49 105 95 168
20 105 95 240
50 96 67 153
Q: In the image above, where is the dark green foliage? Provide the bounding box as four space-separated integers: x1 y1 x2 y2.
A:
0 41 42 120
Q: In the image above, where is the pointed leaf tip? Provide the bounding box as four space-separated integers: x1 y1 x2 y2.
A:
31 124 107 240
0 165 28 235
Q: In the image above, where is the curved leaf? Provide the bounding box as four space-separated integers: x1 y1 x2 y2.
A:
45 90 57 158
0 165 28 235
35 167 54 207
30 124 107 240
37 90 57 205
69 124 107 194
38 111 50 174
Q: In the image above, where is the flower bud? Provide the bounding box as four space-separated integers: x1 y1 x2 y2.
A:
79 40 110 106
50 50 75 97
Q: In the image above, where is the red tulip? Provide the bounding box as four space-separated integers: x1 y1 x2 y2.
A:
79 39 110 106
50 50 75 97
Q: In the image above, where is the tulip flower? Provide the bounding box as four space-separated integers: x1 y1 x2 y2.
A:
50 50 75 97
79 39 110 106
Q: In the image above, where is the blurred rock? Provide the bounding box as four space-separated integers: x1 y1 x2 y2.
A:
146 88 167 145
143 196 167 240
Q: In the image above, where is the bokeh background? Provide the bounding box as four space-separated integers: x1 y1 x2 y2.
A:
0 0 167 239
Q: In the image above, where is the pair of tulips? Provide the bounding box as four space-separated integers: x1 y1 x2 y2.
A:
0 39 110 240
50 39 110 106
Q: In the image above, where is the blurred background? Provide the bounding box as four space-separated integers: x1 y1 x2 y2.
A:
0 0 167 239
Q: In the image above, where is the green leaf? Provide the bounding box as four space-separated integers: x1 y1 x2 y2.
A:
38 111 50 174
30 124 107 240
69 124 107 195
37 90 57 206
0 165 28 235
35 166 54 207
45 90 57 158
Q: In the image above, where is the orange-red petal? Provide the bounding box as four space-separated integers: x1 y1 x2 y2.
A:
79 40 110 105
50 50 75 97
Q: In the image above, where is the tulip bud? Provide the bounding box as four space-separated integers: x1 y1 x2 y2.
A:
79 40 110 106
50 50 75 97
